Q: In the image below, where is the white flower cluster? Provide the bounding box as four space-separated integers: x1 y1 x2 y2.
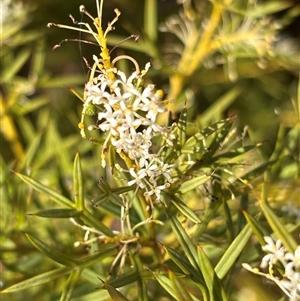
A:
261 237 300 301
243 236 300 301
84 58 174 202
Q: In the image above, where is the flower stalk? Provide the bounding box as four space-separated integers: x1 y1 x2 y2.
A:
48 1 176 258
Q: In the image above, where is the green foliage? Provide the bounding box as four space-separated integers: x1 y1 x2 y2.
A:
1 0 299 300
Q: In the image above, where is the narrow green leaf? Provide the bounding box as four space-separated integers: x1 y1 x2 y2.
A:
129 252 148 301
212 143 263 162
192 200 221 239
215 223 252 279
2 245 116 293
247 1 293 17
30 40 45 77
164 246 209 300
223 200 234 243
142 3 161 58
164 106 188 162
15 97 48 116
73 152 85 211
152 271 177 299
200 116 236 161
197 245 229 301
177 174 211 194
60 269 82 301
101 280 130 301
14 172 114 236
182 116 235 154
260 200 298 252
178 106 187 146
2 19 31 41
245 162 274 182
226 161 272 195
1 266 75 293
106 271 142 288
98 176 112 194
108 144 117 174
2 48 31 82
25 232 78 266
168 270 194 301
76 245 116 268
200 87 242 126
170 194 201 224
40 75 85 88
236 191 249 232
165 211 199 274
242 211 265 245
163 246 203 282
108 193 125 207
96 181 134 206
13 171 75 208
81 210 115 237
144 0 157 42
111 186 134 194
91 192 110 206
27 208 81 218
69 290 110 301
296 71 300 120
77 245 117 269
19 131 43 169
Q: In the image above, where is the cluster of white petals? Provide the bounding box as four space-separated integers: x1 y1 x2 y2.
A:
243 236 300 301
84 59 174 202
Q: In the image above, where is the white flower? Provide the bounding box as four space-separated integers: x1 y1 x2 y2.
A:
84 81 110 105
281 271 300 301
243 236 300 301
144 182 171 201
285 246 300 273
260 236 286 269
83 57 174 203
97 103 120 132
160 163 174 183
128 167 147 189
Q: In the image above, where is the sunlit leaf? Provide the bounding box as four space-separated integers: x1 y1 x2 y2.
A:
182 116 236 154
246 2 293 17
165 211 200 274
13 171 75 208
73 152 85 211
168 269 194 301
169 194 201 224
197 245 229 301
2 244 116 293
176 174 211 194
259 200 298 252
1 266 75 293
212 143 263 162
60 269 82 301
100 279 130 301
192 200 221 239
2 48 31 82
215 223 253 279
152 271 177 299
242 211 265 246
129 252 148 301
144 0 157 43
163 245 203 282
